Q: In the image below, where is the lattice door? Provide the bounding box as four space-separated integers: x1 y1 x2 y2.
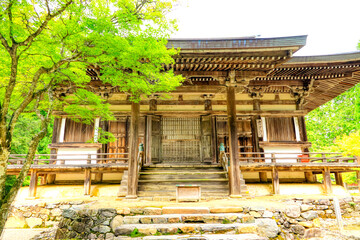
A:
161 117 201 163
108 119 128 163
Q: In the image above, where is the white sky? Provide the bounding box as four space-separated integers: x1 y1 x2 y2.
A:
169 0 360 56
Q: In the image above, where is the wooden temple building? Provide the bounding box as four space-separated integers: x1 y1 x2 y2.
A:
8 35 360 199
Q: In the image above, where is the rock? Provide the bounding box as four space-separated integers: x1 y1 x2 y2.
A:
210 207 243 213
37 202 46 208
114 226 136 236
225 214 238 222
123 216 140 224
106 233 115 239
23 211 32 218
182 215 204 222
5 216 27 228
298 221 313 228
25 217 43 228
241 214 255 223
140 217 152 224
316 205 329 210
110 215 124 232
162 207 209 214
285 205 301 218
200 224 235 233
45 220 58 227
237 224 257 233
303 228 323 238
138 227 157 235
255 218 279 238
301 210 318 220
325 210 333 214
300 204 314 211
92 225 111 233
262 211 273 218
143 207 162 215
318 199 330 205
62 209 78 219
290 224 305 235
130 208 143 214
167 216 181 223
249 211 262 218
88 233 97 239
152 216 167 224
59 205 71 210
69 200 84 205
99 208 117 218
158 226 178 234
72 221 87 233
179 225 196 233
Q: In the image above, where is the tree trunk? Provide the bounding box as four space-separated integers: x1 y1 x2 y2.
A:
0 117 49 235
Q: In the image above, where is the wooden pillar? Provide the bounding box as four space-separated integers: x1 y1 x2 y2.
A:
126 102 140 198
272 167 280 194
226 85 241 196
305 172 315 183
323 167 332 194
28 170 38 198
259 172 267 183
84 169 91 196
335 172 344 187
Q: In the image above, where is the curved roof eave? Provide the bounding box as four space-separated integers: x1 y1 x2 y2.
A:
286 51 360 64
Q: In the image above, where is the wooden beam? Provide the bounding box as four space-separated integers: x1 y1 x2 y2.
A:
226 85 241 196
46 174 56 184
84 169 91 196
323 167 332 194
334 172 344 187
126 102 140 198
149 98 157 111
28 170 38 198
259 172 267 183
272 167 280 194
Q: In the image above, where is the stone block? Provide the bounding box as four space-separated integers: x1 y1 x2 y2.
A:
303 228 323 238
203 215 225 223
301 211 318 221
182 215 204 222
290 224 305 235
140 217 152 224
114 226 136 236
99 208 117 218
179 225 196 233
285 205 301 218
262 211 273 218
298 221 313 228
138 227 157 235
167 216 181 223
157 226 178 234
92 225 111 234
255 219 279 238
123 216 140 224
237 224 257 233
5 216 27 228
110 215 124 232
25 217 43 228
72 221 87 233
143 207 162 215
62 209 78 219
106 233 115 239
210 207 243 213
162 207 209 214
241 214 255 223
300 204 314 212
152 216 167 224
249 211 262 218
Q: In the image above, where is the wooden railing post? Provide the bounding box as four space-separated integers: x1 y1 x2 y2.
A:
28 170 38 198
34 155 39 165
335 172 344 187
356 156 360 192
322 153 327 163
323 167 332 194
87 154 91 164
84 169 91 196
272 167 280 195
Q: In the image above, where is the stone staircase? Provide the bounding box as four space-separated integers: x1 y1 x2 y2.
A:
137 165 248 200
111 207 267 239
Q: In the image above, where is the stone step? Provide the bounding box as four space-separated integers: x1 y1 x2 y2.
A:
146 165 222 168
137 191 230 197
138 179 228 183
121 213 254 225
139 174 227 180
140 171 227 175
140 234 267 240
113 223 257 237
138 185 229 191
139 181 229 186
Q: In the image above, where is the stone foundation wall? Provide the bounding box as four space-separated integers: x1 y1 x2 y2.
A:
7 197 360 239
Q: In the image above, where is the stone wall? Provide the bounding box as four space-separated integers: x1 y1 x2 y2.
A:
6 197 360 239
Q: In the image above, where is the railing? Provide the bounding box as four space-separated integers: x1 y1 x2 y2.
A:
137 143 144 178
8 152 129 167
237 152 358 164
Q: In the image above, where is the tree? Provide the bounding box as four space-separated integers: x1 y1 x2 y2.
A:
0 0 181 233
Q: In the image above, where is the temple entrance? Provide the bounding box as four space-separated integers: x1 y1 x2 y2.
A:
160 117 201 163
